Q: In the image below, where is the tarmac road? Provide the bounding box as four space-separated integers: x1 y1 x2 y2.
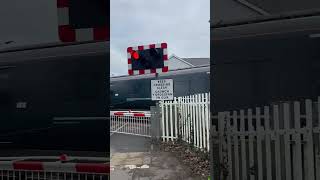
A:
110 133 199 180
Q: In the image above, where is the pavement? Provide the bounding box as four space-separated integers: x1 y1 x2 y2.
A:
110 133 200 180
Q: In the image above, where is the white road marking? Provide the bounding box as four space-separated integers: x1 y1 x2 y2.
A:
117 164 150 170
125 165 136 170
140 165 149 169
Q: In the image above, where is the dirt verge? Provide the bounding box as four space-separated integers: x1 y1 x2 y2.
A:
155 139 210 179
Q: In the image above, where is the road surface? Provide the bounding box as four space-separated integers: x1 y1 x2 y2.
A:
110 133 199 180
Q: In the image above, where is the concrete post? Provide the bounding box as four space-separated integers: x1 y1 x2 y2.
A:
150 102 161 140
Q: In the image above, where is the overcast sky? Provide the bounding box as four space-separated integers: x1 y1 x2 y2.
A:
110 0 210 76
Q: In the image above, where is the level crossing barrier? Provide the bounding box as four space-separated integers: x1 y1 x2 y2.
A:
110 111 151 137
0 156 109 180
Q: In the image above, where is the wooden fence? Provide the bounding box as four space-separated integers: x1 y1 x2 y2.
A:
214 97 320 180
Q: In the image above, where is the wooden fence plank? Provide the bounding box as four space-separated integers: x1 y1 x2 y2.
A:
283 103 292 180
273 105 282 180
248 109 255 180
240 110 247 180
219 111 227 174
264 106 272 180
233 111 240 180
226 112 233 180
256 107 264 180
305 99 315 180
293 101 303 180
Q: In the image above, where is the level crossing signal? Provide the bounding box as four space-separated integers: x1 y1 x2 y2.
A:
127 43 169 75
56 0 109 42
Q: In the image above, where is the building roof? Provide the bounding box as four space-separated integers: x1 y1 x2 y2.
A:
181 58 210 67
211 0 320 28
245 0 320 14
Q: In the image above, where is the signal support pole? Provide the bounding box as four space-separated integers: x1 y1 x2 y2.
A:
151 72 161 139
150 72 162 152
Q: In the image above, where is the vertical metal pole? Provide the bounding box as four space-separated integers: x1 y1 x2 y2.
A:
150 72 162 140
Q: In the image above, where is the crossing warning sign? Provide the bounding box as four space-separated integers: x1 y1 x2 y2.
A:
151 79 174 101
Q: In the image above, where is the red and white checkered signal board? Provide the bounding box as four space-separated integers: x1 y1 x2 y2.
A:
56 0 109 42
127 43 168 76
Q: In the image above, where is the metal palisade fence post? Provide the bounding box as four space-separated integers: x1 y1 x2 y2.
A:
159 93 210 149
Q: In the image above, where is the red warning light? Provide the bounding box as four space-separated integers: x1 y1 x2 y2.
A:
131 51 139 60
